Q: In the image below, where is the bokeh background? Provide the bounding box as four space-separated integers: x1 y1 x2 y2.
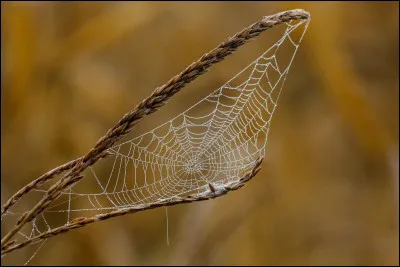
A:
1 1 398 266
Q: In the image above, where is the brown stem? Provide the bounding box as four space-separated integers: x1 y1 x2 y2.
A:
2 158 263 256
1 9 310 249
1 158 81 216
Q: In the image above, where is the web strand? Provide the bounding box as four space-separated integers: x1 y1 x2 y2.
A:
42 19 309 214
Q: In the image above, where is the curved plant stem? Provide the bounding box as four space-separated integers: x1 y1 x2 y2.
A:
1 9 310 252
2 158 263 255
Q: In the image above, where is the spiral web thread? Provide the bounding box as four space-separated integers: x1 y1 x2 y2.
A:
2 18 309 252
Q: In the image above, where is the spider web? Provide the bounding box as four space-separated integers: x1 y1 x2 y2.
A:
2 17 309 258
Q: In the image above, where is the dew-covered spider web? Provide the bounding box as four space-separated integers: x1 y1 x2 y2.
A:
2 17 309 258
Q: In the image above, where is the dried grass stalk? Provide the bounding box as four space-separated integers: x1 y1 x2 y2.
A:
2 158 263 255
1 9 310 253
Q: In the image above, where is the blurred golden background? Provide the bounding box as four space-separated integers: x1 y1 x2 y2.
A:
1 1 398 266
